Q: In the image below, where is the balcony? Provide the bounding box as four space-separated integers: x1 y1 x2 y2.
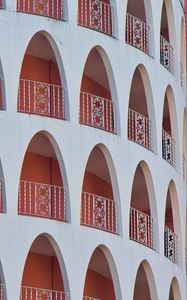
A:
78 0 114 36
17 0 64 20
160 35 174 74
18 79 65 119
0 284 5 300
164 226 179 264
18 180 68 221
130 207 155 250
80 91 116 133
128 109 153 151
126 13 151 56
162 129 176 168
83 298 102 300
20 286 68 300
81 191 119 234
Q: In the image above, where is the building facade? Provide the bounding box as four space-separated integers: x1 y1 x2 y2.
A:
0 0 186 299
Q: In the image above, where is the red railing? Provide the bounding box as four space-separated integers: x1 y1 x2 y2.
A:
128 109 153 151
164 226 179 264
160 35 174 74
20 286 68 300
18 79 65 119
17 0 64 20
81 191 119 234
80 91 116 133
126 13 151 55
162 129 176 168
0 284 5 300
18 180 68 221
130 207 155 249
78 0 114 36
83 297 102 300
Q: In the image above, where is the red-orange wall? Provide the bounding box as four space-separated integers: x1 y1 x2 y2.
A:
81 75 111 99
22 252 64 291
84 269 115 300
21 152 63 186
20 54 61 85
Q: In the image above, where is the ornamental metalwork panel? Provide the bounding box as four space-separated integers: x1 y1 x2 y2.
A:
137 211 147 245
34 82 50 115
91 95 104 128
164 228 175 263
90 0 102 31
162 130 175 167
135 113 146 146
93 195 106 229
33 0 49 15
37 289 52 300
35 183 51 217
133 17 143 50
160 35 174 74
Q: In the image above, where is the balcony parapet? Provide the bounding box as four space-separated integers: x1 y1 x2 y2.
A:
160 35 174 74
162 129 176 169
20 286 68 300
164 226 179 264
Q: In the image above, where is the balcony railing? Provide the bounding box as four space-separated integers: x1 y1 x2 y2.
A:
0 284 5 300
128 109 153 151
130 207 155 249
20 286 68 300
160 35 174 74
162 129 176 168
78 0 114 36
18 79 65 119
17 0 64 20
164 226 179 264
18 180 68 221
126 13 151 55
83 297 102 300
81 191 119 234
80 91 116 133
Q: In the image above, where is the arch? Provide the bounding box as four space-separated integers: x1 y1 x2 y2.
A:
162 85 179 169
18 130 70 222
80 143 121 234
160 0 176 74
17 30 69 120
125 0 154 56
180 16 186 91
129 161 158 250
164 181 181 264
83 245 122 300
79 45 120 134
182 108 187 180
20 233 70 299
133 260 158 300
168 277 181 300
128 64 156 152
78 0 117 37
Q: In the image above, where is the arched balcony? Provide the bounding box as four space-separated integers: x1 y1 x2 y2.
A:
182 109 186 180
128 66 155 152
129 163 157 250
78 0 115 36
133 262 158 300
20 235 69 300
18 132 69 222
162 88 177 168
164 183 180 265
17 0 65 20
81 146 120 234
80 48 117 134
168 278 181 300
160 1 175 74
125 0 152 56
83 246 116 300
17 33 66 120
180 17 186 90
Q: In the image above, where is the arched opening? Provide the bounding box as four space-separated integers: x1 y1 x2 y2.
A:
18 132 68 222
129 162 156 250
81 145 119 234
164 182 180 264
80 47 117 134
128 65 155 152
83 246 116 300
78 0 115 36
17 0 65 20
160 0 175 74
20 235 68 299
133 261 158 300
180 17 186 91
168 278 181 300
17 32 66 120
162 87 177 168
125 0 152 55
